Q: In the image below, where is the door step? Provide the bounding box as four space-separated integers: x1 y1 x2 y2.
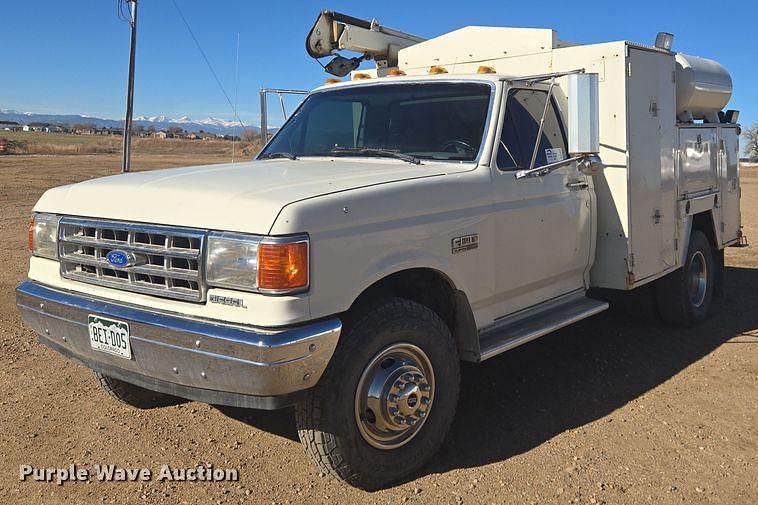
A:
478 292 609 361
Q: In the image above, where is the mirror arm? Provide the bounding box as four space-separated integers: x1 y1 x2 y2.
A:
515 155 583 179
515 153 604 180
527 77 557 171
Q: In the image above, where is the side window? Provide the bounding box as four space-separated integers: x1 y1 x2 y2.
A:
497 89 567 170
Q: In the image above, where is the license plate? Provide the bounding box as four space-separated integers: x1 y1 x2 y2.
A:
88 315 131 360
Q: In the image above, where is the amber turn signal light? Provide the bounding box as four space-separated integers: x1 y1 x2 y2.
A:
28 216 35 252
387 68 406 76
428 66 448 74
258 241 309 292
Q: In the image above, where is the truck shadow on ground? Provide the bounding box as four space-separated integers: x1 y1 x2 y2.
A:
217 266 758 485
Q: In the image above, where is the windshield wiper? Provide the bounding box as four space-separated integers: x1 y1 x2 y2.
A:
261 152 298 160
330 147 421 165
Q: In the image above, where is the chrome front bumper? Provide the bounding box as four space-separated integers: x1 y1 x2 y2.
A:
16 281 341 409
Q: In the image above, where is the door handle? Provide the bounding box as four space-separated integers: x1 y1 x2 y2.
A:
566 181 589 190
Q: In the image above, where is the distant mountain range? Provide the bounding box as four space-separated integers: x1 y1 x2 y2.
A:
0 109 255 135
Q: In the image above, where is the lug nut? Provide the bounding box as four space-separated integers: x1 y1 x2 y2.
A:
389 407 399 415
420 383 430 392
421 396 430 405
388 394 398 402
394 416 405 425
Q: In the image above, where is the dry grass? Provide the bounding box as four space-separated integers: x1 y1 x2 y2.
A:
0 131 261 157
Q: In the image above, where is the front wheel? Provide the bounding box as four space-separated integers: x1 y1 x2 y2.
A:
295 298 460 490
655 230 716 326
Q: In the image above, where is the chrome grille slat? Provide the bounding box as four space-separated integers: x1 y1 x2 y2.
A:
58 217 206 302
59 238 201 258
59 255 201 281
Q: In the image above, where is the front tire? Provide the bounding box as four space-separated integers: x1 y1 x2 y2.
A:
655 230 715 326
295 298 460 490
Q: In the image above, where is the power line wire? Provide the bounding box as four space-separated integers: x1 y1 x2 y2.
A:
116 0 132 24
170 0 246 130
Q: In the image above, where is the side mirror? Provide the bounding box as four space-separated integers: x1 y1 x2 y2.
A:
567 73 600 156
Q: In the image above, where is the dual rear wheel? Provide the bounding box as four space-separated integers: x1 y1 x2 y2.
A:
655 230 716 326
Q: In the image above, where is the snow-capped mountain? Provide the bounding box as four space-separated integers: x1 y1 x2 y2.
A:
1 109 253 135
196 117 242 128
135 115 242 128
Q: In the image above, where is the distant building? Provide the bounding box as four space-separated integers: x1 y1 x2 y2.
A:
0 120 21 131
23 122 51 132
153 131 168 139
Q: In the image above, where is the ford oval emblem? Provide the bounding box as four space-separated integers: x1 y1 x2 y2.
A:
106 250 132 268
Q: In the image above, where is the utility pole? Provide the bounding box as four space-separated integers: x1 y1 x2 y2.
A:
121 0 138 173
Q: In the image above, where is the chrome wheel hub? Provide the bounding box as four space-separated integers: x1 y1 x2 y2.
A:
355 343 434 450
688 250 708 308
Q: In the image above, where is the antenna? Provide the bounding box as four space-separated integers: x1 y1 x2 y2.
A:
121 0 138 173
232 32 240 163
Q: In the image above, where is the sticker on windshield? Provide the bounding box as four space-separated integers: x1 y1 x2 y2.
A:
545 147 565 164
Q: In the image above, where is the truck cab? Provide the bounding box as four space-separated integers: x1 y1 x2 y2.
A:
17 11 742 489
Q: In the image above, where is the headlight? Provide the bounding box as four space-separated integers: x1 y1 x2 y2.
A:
206 233 309 294
28 213 61 260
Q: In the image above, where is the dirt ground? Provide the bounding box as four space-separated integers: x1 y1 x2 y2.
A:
0 154 755 504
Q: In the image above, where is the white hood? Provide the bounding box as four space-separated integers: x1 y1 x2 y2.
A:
34 158 467 234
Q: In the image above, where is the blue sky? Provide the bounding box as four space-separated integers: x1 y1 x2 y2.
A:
1 0 756 129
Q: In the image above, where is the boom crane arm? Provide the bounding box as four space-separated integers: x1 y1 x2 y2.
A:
306 10 425 77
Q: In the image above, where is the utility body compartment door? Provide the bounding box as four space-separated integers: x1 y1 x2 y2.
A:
626 47 677 282
719 127 741 244
679 128 719 197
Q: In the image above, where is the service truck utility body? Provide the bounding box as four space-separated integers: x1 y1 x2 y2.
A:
17 11 742 488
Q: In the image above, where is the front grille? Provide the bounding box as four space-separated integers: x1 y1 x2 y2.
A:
59 217 206 302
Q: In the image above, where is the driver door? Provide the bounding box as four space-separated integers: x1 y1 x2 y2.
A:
490 87 593 316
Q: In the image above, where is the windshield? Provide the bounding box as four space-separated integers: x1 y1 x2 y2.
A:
259 82 492 162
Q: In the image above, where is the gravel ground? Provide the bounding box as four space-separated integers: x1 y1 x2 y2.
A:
0 154 755 504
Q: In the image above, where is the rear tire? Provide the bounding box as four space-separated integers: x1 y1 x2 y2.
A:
295 298 460 490
655 230 715 326
94 372 184 409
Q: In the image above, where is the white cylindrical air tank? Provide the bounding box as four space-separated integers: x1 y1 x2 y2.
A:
675 53 732 119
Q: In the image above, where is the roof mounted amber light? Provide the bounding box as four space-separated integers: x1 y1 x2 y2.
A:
387 68 406 76
352 73 372 80
325 77 342 84
477 65 496 74
428 66 448 74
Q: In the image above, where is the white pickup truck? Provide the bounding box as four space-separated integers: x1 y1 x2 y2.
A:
17 12 742 489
